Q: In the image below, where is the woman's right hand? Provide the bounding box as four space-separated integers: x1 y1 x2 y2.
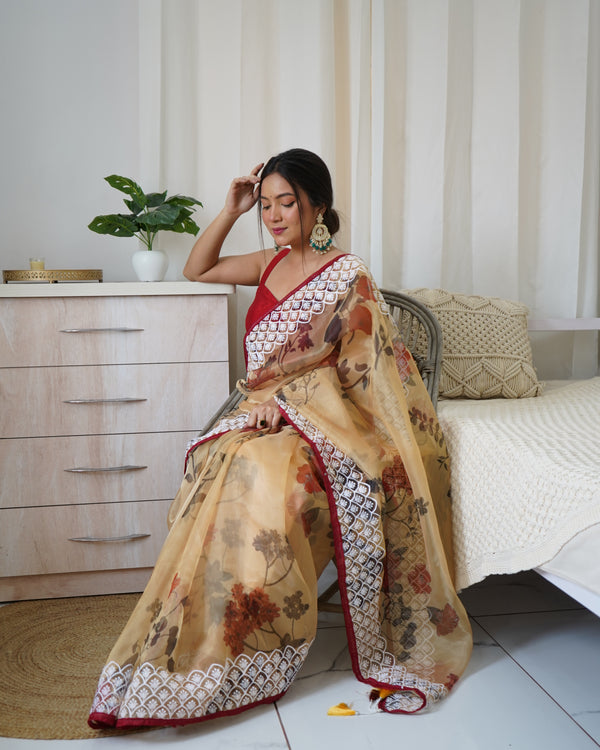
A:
246 397 283 433
224 163 264 217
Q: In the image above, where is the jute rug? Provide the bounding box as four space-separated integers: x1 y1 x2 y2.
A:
0 593 145 740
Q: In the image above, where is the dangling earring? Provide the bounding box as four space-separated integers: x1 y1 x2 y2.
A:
274 243 281 253
309 213 332 254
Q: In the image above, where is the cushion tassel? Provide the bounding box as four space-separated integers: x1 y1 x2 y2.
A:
369 687 396 707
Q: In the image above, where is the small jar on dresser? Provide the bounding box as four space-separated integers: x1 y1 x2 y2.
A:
0 280 234 601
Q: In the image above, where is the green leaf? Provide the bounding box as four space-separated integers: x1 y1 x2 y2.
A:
146 191 168 208
88 213 138 237
170 216 200 235
136 203 180 228
124 197 145 215
165 195 203 208
105 175 147 208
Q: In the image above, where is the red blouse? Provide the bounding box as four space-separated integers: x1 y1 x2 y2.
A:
244 249 291 334
244 249 349 336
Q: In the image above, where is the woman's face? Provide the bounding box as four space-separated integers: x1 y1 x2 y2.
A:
259 172 320 250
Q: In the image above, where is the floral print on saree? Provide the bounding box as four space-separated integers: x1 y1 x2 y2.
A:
88 254 471 729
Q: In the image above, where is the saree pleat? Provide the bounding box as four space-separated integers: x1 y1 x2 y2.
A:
89 254 471 729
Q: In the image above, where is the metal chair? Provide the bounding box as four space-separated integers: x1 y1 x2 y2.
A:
192 290 444 613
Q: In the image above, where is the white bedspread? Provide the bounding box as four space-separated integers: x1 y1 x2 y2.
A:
437 377 600 592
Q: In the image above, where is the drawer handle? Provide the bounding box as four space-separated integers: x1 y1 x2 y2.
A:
68 533 151 543
64 465 148 473
60 327 144 333
63 397 148 404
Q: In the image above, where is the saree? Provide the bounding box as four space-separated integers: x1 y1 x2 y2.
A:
88 253 472 728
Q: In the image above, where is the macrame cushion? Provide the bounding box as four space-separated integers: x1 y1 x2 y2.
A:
403 288 543 399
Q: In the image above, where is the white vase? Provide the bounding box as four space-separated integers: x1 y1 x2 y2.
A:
132 250 168 282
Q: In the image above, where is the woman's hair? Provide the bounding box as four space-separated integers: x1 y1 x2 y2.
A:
258 148 340 237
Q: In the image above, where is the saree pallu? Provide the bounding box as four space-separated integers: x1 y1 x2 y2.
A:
88 254 472 729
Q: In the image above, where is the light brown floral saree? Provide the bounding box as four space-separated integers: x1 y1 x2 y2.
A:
88 253 471 729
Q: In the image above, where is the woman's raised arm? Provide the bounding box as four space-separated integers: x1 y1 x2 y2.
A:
183 163 265 285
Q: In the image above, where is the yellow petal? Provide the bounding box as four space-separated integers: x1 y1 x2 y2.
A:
327 702 356 716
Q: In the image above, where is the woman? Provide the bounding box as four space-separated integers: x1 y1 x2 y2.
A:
88 148 471 729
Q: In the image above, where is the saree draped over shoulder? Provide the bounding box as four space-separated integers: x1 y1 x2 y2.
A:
88 253 472 729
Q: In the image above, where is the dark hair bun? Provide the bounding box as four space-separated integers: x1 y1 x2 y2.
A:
323 207 340 236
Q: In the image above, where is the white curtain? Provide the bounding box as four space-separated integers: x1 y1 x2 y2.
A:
139 0 599 380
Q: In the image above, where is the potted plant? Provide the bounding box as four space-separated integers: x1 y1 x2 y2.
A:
88 174 202 281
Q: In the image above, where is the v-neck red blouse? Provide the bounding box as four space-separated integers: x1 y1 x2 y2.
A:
245 249 348 335
244 249 290 334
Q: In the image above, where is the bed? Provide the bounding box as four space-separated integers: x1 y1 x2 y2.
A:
403 289 600 616
437 377 600 615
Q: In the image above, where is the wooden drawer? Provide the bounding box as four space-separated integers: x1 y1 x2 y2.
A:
0 361 228 438
0 432 195 509
0 500 171 577
0 295 229 367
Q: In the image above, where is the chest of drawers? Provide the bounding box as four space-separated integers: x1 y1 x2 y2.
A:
0 282 233 600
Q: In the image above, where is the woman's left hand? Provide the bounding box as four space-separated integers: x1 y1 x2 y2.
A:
247 398 283 432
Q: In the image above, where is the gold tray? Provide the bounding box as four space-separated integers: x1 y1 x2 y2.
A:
3 269 103 283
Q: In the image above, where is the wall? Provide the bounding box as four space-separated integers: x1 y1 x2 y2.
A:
1 0 596 382
0 0 141 281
